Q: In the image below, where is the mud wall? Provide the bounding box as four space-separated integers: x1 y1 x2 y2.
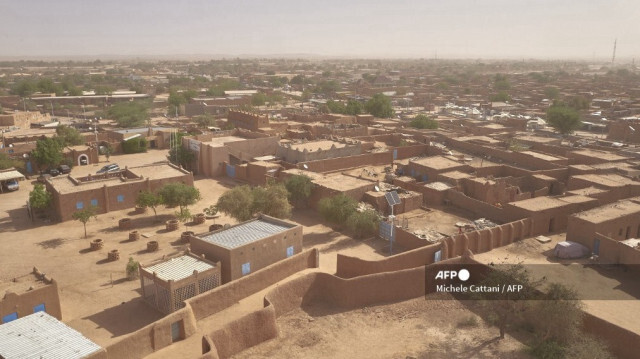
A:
187 248 319 320
337 218 532 278
104 307 197 359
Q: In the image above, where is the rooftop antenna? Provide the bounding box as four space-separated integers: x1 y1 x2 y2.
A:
612 38 617 66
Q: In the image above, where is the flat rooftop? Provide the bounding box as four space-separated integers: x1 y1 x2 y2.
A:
198 218 296 250
410 156 465 171
313 174 374 192
144 255 216 282
289 140 348 152
203 136 246 147
571 149 629 162
521 151 564 162
573 199 640 224
508 197 569 211
572 174 638 188
49 163 188 194
0 312 102 359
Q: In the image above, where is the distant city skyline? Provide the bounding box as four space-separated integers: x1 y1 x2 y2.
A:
1 0 640 61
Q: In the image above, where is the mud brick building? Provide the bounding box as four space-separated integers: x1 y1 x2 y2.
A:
45 162 193 221
0 267 62 324
140 252 221 314
189 215 303 283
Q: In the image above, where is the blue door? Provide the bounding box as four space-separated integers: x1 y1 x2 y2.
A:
593 238 600 255
226 164 236 178
33 303 45 313
286 246 294 257
2 312 18 323
26 161 33 174
393 149 398 160
434 250 442 263
241 262 251 276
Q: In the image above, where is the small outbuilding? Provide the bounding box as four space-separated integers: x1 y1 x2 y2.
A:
554 241 590 259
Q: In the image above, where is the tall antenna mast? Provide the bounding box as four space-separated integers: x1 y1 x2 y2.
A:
612 38 617 66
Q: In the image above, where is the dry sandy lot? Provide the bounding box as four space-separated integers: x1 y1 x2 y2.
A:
234 295 531 359
473 235 640 335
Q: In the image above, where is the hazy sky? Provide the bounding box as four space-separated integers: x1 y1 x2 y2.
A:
2 0 639 60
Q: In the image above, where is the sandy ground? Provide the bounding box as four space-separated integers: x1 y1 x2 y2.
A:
0 149 393 348
473 234 640 334
234 295 531 359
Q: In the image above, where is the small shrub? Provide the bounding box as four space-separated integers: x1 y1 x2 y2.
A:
457 315 479 328
528 340 565 359
126 257 139 280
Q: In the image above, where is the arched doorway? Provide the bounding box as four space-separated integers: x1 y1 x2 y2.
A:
78 154 89 166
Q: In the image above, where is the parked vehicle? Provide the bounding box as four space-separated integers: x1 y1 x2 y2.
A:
58 164 71 174
37 174 52 183
97 164 120 174
3 179 19 191
49 168 60 177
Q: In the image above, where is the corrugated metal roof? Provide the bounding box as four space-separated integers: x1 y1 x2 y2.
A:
144 255 215 281
0 312 102 359
199 219 294 249
0 170 25 182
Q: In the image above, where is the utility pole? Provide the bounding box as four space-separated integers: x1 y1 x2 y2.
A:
612 38 617 67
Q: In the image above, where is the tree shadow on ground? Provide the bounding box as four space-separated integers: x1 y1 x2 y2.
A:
82 297 163 338
36 238 66 249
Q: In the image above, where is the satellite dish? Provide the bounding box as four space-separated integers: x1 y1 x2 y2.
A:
374 186 380 192
303 164 309 169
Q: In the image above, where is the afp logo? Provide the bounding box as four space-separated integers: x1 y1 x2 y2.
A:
435 269 470 281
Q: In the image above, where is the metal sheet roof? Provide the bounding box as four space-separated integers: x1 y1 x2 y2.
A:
0 170 25 182
199 219 294 249
144 255 215 281
0 312 102 359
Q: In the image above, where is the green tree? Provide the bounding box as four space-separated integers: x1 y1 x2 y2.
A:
158 183 201 218
11 79 37 97
326 100 346 114
489 91 511 102
32 137 63 169
195 114 216 128
472 264 542 339
251 183 292 219
0 153 24 171
216 185 254 221
55 125 84 146
346 209 380 239
136 190 163 221
567 95 590 110
107 101 149 128
409 114 438 129
318 194 358 226
285 174 313 207
494 74 511 91
544 87 560 100
546 105 582 135
251 92 267 106
29 183 52 210
121 137 148 154
344 100 364 115
72 206 98 239
365 93 393 118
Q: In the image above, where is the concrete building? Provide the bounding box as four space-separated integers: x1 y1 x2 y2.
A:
1 267 62 323
140 252 221 314
45 162 193 221
189 215 303 283
0 312 105 359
